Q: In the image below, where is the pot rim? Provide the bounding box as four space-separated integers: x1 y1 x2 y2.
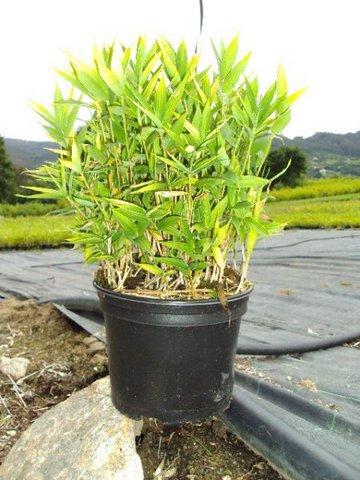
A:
94 281 253 307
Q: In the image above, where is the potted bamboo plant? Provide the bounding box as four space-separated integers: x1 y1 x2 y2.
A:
29 37 302 423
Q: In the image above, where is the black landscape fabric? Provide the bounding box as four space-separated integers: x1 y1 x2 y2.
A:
0 229 359 479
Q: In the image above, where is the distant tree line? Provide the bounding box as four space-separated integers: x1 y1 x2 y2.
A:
0 135 44 204
0 136 17 203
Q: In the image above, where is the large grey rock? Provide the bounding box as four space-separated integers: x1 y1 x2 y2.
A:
0 377 143 480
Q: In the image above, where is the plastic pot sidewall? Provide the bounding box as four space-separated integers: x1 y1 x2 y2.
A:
95 284 251 424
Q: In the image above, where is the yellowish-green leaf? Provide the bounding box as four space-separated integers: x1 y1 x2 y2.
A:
276 65 287 97
213 246 225 267
137 263 163 276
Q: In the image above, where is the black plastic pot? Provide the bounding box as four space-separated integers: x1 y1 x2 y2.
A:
95 283 252 424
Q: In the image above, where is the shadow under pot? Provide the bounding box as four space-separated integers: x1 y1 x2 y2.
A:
95 283 252 424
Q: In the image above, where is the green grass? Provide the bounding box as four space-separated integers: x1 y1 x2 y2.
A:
0 202 60 218
0 215 76 249
268 177 360 228
268 196 360 228
297 192 360 203
272 177 360 201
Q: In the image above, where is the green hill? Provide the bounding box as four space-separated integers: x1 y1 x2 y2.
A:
275 131 360 177
4 138 56 169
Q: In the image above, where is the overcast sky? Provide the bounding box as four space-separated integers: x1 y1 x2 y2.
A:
1 0 359 141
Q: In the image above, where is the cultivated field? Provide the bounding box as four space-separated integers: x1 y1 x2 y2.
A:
271 177 360 201
267 194 360 228
0 215 74 249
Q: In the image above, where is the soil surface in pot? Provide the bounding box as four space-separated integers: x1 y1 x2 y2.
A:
0 299 284 480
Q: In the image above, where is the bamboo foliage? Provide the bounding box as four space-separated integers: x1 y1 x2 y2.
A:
28 37 303 298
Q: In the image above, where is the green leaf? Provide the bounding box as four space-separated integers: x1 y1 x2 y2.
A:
258 82 277 122
245 217 283 236
156 155 189 173
158 215 183 236
95 182 110 197
61 159 81 173
210 196 228 226
30 101 56 128
161 241 194 254
130 181 167 193
184 120 200 140
134 235 152 253
188 261 208 271
164 79 187 121
199 101 212 139
154 77 168 120
157 39 181 84
222 51 251 92
22 186 66 200
156 190 187 198
155 256 189 272
137 263 163 276
45 148 69 156
237 175 269 188
132 101 163 129
148 201 173 219
276 65 287 97
86 145 107 163
56 69 84 92
109 200 147 223
213 246 225 267
113 210 138 238
277 88 306 112
125 83 164 128
176 41 188 78
232 102 249 126
142 67 162 99
192 155 219 173
163 127 187 150
70 141 82 173
217 147 230 166
251 135 273 159
272 110 291 134
70 61 109 101
98 65 124 96
220 35 239 78
139 126 157 142
135 36 147 76
140 51 161 85
286 88 306 105
232 200 251 210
